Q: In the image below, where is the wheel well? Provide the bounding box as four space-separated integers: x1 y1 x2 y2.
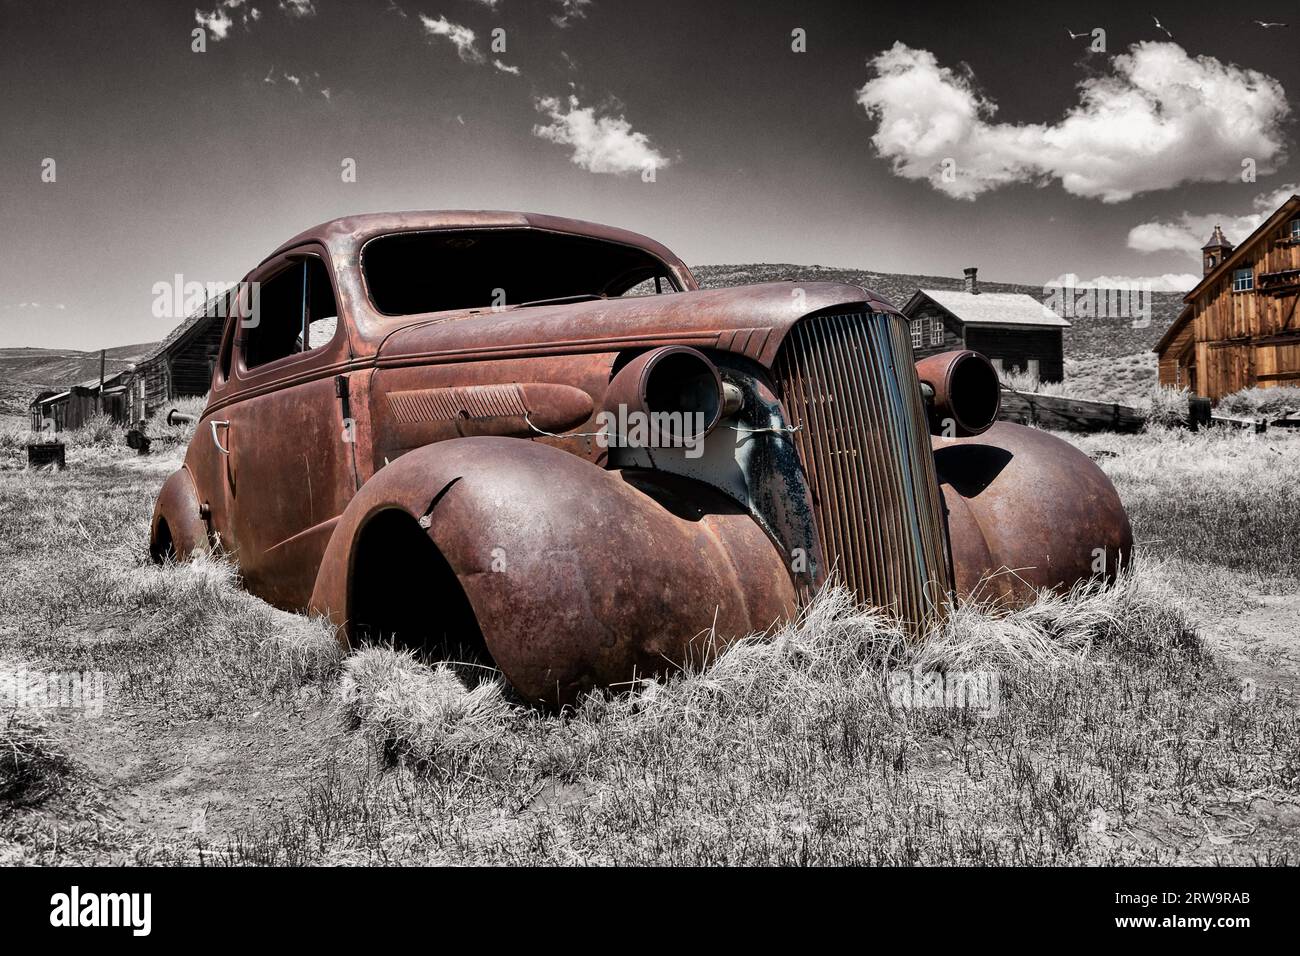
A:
151 518 174 564
349 509 492 670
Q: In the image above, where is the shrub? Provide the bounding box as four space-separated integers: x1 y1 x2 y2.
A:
144 393 208 447
1217 385 1300 421
1138 385 1189 427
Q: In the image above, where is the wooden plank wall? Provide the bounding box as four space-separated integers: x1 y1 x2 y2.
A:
1183 210 1300 399
964 326 1065 382
1157 321 1196 388
907 302 964 357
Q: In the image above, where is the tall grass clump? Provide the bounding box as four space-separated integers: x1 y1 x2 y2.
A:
337 648 510 776
1138 385 1189 428
0 712 69 805
1217 385 1300 421
145 394 208 448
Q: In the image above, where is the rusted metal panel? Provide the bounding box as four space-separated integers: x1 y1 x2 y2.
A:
308 437 797 706
935 422 1133 606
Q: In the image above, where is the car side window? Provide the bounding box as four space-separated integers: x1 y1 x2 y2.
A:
242 257 338 369
619 274 675 297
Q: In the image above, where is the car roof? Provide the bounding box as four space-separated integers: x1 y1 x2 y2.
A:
264 210 693 279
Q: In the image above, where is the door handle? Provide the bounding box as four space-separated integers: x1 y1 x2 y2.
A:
210 420 231 455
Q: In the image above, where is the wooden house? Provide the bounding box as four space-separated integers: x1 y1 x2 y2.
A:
1154 194 1300 399
901 268 1071 382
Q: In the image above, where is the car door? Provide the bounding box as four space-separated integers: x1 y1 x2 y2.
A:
220 246 357 610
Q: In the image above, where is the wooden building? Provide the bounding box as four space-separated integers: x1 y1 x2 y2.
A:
124 304 226 425
28 300 225 432
1155 194 1300 399
29 370 131 432
901 268 1071 382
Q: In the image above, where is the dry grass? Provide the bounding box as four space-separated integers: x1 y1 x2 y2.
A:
999 353 1158 406
1136 385 1190 427
1217 385 1300 421
337 649 509 775
1071 426 1300 580
0 712 69 805
144 394 206 449
2 425 1298 865
189 557 1300 866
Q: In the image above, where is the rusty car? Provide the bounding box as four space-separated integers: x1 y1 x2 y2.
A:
151 211 1133 705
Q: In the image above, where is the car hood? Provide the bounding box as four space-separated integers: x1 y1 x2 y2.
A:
373 281 896 370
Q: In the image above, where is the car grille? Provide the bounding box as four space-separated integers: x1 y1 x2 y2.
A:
773 311 952 629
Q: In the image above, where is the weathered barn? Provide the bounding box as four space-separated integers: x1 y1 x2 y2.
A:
123 303 226 424
902 268 1071 382
1155 194 1300 400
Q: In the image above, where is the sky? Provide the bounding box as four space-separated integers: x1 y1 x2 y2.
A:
1 0 1298 350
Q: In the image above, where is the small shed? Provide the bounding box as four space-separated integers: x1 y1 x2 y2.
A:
29 370 131 432
901 268 1071 383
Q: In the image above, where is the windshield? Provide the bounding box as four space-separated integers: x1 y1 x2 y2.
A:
362 228 678 316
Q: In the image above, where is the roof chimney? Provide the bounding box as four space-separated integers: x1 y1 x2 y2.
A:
963 267 979 295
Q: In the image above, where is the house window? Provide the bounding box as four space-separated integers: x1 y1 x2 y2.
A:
1232 267 1254 292
929 320 944 346
911 320 923 348
1290 219 1300 240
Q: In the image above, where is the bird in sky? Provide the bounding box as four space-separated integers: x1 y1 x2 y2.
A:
1253 20 1288 28
1066 28 1090 39
1152 14 1174 38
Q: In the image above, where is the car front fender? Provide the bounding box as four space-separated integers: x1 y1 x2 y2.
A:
933 422 1134 606
309 437 797 705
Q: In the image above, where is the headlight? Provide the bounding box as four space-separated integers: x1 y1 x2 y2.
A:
915 349 1000 437
605 346 723 444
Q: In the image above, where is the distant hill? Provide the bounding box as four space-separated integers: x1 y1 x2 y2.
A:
0 343 156 418
690 264 1186 361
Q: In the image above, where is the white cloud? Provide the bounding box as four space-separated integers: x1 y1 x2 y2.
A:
195 4 234 39
279 0 316 16
532 95 669 175
855 41 1290 202
1047 272 1200 293
492 59 520 75
1127 183 1299 257
419 14 484 63
195 0 259 41
551 0 591 28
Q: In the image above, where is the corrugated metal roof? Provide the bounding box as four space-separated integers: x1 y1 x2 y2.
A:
914 289 1072 328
